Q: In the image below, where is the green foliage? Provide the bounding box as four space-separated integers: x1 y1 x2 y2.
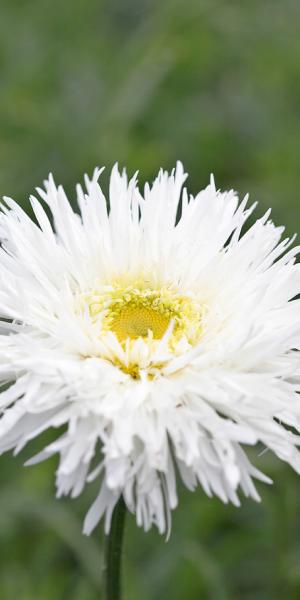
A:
1 0 300 598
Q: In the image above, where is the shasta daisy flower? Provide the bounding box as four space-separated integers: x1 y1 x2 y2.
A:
0 162 300 535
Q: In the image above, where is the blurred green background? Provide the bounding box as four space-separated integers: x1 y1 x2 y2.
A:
1 0 300 598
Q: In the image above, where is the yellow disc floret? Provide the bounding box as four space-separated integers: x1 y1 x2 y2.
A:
110 305 170 341
79 277 205 378
85 280 203 344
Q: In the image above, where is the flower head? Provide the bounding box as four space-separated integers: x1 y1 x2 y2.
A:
0 162 300 534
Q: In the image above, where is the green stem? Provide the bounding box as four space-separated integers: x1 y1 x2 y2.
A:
104 497 127 600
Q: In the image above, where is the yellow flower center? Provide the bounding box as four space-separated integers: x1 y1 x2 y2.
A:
110 305 170 341
79 278 206 378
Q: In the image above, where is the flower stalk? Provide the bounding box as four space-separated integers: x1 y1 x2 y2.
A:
104 497 127 600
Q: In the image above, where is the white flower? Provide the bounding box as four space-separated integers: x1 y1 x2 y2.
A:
0 162 300 535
